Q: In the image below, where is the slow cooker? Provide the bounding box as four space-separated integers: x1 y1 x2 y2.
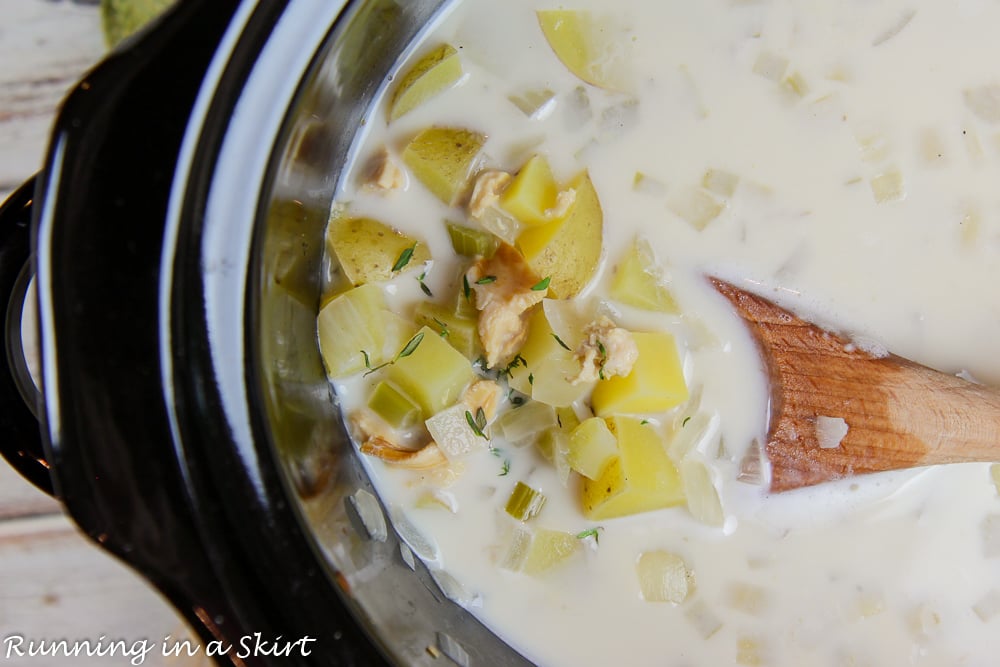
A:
0 1 527 664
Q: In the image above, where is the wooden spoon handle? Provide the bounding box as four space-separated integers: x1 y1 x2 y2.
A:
711 278 1000 492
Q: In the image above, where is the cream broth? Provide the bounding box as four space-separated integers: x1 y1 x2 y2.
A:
325 0 1000 664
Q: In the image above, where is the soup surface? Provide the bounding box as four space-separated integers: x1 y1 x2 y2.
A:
318 1 1000 664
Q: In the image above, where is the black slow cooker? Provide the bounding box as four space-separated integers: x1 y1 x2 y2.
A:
0 1 531 664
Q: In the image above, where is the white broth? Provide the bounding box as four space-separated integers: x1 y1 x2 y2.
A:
321 1 1000 664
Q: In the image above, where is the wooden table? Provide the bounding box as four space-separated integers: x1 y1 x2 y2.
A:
1 2 206 664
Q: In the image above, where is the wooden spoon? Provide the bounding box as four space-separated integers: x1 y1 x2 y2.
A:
710 278 1000 493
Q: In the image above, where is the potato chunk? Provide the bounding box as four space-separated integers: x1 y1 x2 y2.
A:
388 43 465 122
402 127 486 205
516 170 603 298
386 326 476 417
591 331 688 416
581 416 685 520
327 215 429 286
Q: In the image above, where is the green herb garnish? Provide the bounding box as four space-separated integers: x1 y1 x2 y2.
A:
475 275 497 285
551 333 571 351
397 332 424 359
575 527 604 544
463 274 472 301
682 416 692 427
362 332 425 377
531 276 551 291
465 410 488 439
499 459 511 476
432 317 450 337
392 243 416 272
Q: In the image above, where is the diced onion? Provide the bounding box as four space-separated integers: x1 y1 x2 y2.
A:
636 550 694 603
815 416 849 449
348 489 388 542
684 600 723 639
973 590 1000 622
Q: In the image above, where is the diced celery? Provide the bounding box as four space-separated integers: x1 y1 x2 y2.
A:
636 550 693 603
505 481 547 521
523 528 582 575
317 284 393 378
426 403 489 459
581 416 685 520
387 326 476 416
368 381 422 429
501 154 561 226
508 307 593 406
402 127 486 205
496 400 558 444
414 301 481 359
327 215 430 286
591 331 688 416
568 417 618 480
446 222 499 258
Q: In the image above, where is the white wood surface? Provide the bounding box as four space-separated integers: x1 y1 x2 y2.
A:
0 2 206 663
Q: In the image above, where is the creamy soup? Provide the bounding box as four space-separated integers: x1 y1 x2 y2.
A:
318 1 1000 664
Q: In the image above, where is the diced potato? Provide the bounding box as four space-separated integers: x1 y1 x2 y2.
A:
402 127 487 205
591 331 688 416
368 381 422 429
636 550 693 603
327 215 430 286
516 170 603 298
387 326 476 416
537 10 627 90
609 237 679 313
414 301 481 359
568 417 618 480
501 154 561 227
317 284 415 378
508 307 594 407
388 43 465 122
446 222 499 258
523 528 582 575
581 416 685 520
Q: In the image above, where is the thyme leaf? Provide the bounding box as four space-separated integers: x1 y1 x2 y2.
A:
575 527 604 544
551 333 571 351
392 243 416 272
397 331 425 359
475 275 497 285
531 276 551 291
465 410 488 439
